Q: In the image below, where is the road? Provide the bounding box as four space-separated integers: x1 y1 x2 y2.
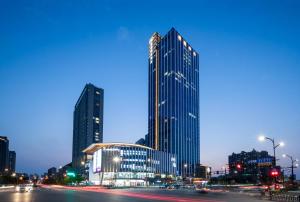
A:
0 185 270 202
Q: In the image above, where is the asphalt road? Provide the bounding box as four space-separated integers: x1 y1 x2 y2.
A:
0 186 270 202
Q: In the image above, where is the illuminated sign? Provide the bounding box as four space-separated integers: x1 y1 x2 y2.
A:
257 158 273 166
93 149 102 173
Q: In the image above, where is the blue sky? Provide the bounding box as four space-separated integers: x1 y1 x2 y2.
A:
1 0 300 178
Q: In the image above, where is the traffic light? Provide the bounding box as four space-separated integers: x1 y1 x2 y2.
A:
270 169 279 177
270 171 278 177
236 164 242 170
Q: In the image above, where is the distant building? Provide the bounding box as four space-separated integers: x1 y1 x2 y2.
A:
195 164 211 180
47 167 57 177
135 138 145 146
147 28 200 176
0 136 9 173
72 83 104 175
228 149 274 183
144 133 149 147
57 163 72 182
84 143 177 186
9 151 16 172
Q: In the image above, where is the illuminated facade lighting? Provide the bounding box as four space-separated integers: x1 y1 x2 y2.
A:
147 28 200 177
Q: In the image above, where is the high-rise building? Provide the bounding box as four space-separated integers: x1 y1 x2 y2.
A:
0 136 9 173
147 28 200 176
72 83 104 173
9 151 16 172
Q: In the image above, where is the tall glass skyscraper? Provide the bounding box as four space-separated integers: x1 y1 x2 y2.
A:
72 83 104 173
147 28 200 176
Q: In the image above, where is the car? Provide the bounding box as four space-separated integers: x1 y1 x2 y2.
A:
15 184 33 192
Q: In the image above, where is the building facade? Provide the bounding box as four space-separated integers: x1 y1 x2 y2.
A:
0 136 9 173
9 151 16 172
47 167 57 176
228 149 274 183
72 83 104 173
84 143 177 187
147 28 200 176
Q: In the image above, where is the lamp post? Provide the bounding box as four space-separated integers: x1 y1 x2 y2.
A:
222 165 228 186
113 156 120 186
146 158 151 186
258 135 284 167
184 164 188 179
282 154 298 182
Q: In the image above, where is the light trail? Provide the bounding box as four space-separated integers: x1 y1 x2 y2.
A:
41 185 224 202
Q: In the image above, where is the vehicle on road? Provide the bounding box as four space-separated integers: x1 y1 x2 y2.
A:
15 184 33 192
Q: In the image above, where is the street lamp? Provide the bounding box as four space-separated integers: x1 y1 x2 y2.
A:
113 156 120 163
282 154 298 182
183 164 188 179
258 135 284 166
113 156 120 185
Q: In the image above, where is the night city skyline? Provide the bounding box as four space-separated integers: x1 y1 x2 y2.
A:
1 0 300 182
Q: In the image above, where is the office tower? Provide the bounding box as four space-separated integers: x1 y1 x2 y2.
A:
9 151 16 172
72 83 104 172
148 28 200 176
0 136 9 173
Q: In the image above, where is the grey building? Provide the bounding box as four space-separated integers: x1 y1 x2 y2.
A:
0 136 9 173
9 151 16 172
72 83 104 174
147 28 200 176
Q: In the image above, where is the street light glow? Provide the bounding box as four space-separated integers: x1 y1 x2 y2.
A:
258 135 265 142
279 142 285 147
282 154 286 158
113 156 120 163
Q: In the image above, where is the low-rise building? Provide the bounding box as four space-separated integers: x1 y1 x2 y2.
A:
83 143 177 187
228 149 274 183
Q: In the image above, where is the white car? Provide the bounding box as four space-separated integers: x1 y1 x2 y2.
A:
15 184 33 192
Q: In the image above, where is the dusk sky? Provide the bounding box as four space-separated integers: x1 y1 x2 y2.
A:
1 0 300 178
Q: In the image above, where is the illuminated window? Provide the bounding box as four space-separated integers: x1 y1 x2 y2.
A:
96 91 100 95
177 35 182 41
